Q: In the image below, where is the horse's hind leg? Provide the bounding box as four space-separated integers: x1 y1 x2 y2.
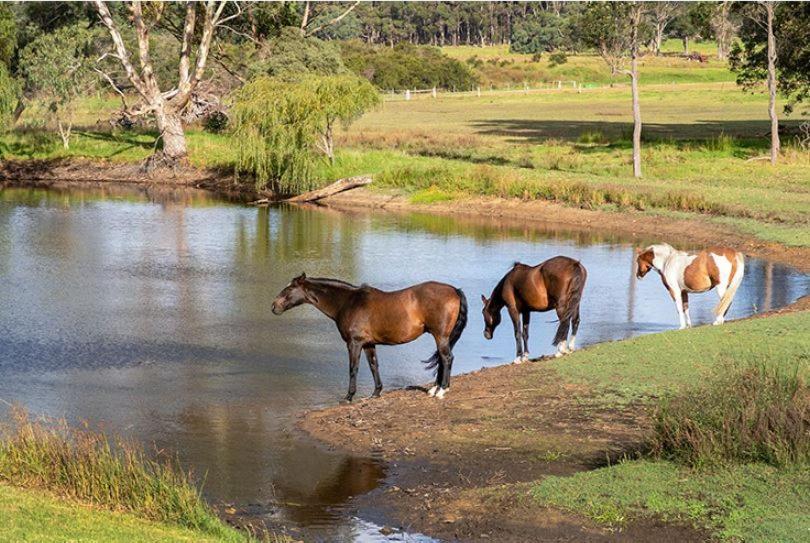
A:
569 307 581 351
521 310 531 362
435 338 453 400
553 306 572 358
364 346 383 398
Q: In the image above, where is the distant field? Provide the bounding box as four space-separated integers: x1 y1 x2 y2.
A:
441 40 733 88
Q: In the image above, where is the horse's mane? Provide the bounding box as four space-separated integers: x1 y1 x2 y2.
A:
307 277 359 290
490 262 519 304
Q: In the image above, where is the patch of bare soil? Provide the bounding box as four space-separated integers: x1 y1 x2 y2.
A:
324 188 810 273
299 360 711 542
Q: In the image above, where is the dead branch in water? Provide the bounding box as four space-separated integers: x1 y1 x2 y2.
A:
249 175 372 206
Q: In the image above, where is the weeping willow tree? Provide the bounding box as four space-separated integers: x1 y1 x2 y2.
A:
233 74 380 195
0 64 19 132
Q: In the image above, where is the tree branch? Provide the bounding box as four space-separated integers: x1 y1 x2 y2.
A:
305 0 360 37
178 2 197 86
92 0 149 98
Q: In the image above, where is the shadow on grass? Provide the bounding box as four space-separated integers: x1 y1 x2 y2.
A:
471 118 805 145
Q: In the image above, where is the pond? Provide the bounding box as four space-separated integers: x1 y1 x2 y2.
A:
0 185 806 541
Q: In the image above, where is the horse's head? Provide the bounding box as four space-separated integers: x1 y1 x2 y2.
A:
635 247 656 279
272 273 311 315
481 294 501 340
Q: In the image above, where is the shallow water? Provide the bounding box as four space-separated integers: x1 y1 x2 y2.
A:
0 185 806 541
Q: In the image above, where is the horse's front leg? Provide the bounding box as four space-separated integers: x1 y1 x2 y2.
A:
681 291 692 328
671 288 687 329
508 306 523 364
364 346 383 398
344 341 362 402
521 310 531 362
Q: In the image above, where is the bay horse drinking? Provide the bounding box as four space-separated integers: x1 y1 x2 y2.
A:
481 256 587 361
635 243 745 329
272 274 468 401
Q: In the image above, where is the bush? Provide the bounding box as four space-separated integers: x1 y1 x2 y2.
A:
548 51 568 67
244 27 346 80
340 40 477 91
652 361 809 468
203 110 229 134
510 12 565 54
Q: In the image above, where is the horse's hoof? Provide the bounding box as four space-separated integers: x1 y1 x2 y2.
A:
521 354 530 362
554 351 564 359
370 390 382 399
512 357 523 365
341 396 354 404
427 385 438 397
435 388 447 399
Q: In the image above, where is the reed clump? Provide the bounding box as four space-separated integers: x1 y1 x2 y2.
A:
652 361 810 468
0 407 241 540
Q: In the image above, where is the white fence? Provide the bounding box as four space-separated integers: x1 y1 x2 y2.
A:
384 80 582 101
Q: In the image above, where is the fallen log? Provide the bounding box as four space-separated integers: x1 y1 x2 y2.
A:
285 174 372 203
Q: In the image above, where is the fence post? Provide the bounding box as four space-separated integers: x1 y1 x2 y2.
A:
557 80 562 90
432 86 437 98
578 83 582 94
405 89 411 101
524 82 529 94
477 86 481 97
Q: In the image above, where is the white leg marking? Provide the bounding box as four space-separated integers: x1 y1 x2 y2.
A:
427 385 438 397
673 289 687 329
513 356 524 365
568 336 576 351
435 388 447 399
685 308 692 328
521 352 529 362
555 341 569 358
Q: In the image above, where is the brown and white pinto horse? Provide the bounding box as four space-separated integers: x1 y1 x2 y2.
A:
272 274 467 401
635 243 745 329
481 256 587 361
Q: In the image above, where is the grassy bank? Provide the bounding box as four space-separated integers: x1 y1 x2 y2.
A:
508 311 810 542
0 409 248 542
0 484 242 543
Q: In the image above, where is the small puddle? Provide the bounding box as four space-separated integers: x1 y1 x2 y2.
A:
0 185 806 540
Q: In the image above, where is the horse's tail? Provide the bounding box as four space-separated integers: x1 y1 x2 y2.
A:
424 288 468 370
552 261 587 346
714 252 744 318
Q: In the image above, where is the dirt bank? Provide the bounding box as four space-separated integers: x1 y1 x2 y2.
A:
0 158 266 202
323 188 810 273
299 357 709 542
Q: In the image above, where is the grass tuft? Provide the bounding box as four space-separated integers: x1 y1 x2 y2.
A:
652 360 810 468
0 407 243 541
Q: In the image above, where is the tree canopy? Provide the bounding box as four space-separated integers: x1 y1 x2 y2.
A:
731 2 810 114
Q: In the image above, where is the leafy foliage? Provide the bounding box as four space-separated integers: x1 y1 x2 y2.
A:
510 11 565 54
0 64 20 131
341 41 477 91
233 74 379 193
0 4 16 67
731 3 810 114
245 27 346 80
18 25 99 148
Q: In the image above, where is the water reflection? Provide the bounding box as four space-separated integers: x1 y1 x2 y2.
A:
0 186 806 541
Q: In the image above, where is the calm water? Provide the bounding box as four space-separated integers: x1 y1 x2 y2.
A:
0 186 806 541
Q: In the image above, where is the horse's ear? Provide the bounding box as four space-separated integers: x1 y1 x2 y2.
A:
481 294 488 305
294 272 306 283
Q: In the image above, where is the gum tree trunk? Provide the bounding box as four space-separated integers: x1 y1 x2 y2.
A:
765 2 780 165
155 109 188 162
630 5 643 178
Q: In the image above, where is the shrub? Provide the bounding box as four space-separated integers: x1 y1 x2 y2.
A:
548 51 568 67
340 40 477 91
652 361 809 468
203 110 229 134
510 12 565 54
0 408 239 539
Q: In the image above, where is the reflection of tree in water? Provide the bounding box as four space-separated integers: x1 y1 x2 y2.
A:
365 210 634 246
235 205 359 280
165 403 383 528
0 185 228 208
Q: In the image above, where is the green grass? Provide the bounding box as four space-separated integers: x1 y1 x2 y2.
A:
551 312 810 403
0 409 246 541
531 461 810 542
0 484 244 543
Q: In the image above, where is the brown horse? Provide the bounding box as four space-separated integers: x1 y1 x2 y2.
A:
272 273 468 401
482 256 587 361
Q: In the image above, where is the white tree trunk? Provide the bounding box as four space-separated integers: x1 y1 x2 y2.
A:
155 108 188 161
765 2 780 165
630 5 643 178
